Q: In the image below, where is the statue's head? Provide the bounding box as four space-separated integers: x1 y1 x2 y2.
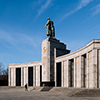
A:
47 18 50 20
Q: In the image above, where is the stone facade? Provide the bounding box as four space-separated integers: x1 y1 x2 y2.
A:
9 61 42 86
55 40 100 88
42 38 69 86
8 39 100 89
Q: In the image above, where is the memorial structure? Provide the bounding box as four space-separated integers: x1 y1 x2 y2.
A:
9 19 100 88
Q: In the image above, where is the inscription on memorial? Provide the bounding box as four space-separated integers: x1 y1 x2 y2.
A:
24 67 26 72
76 57 79 63
43 47 46 53
36 67 38 70
11 68 13 72
64 61 66 67
89 52 92 59
42 56 47 67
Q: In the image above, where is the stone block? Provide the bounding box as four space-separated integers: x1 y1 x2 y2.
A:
42 38 70 84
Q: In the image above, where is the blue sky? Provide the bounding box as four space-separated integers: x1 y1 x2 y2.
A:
0 0 100 68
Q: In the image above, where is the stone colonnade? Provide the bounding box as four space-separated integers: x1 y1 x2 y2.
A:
55 40 100 88
9 61 42 86
9 40 100 89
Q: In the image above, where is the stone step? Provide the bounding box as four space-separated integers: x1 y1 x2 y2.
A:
1 86 100 97
50 87 83 96
50 87 100 97
28 86 43 91
72 89 100 97
41 87 53 91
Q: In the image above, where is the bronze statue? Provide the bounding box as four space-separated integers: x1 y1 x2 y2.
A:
45 18 55 38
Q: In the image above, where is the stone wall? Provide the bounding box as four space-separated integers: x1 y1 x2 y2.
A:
9 39 100 89
42 38 70 85
9 61 42 86
55 40 100 89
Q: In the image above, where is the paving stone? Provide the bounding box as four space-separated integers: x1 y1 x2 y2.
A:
0 89 100 100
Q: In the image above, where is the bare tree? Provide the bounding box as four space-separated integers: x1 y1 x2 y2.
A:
2 69 8 75
0 62 8 75
0 62 8 86
0 62 4 75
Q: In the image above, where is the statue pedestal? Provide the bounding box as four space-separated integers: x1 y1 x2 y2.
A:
41 38 70 86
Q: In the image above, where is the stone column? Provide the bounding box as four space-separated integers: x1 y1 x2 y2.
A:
11 68 14 86
88 51 93 88
36 66 40 86
54 48 56 87
64 61 67 87
76 57 79 87
92 50 95 88
26 67 28 86
81 56 84 88
75 56 81 88
21 67 22 86
24 67 27 85
78 56 81 88
86 53 89 88
68 60 71 87
13 68 16 86
98 50 100 88
93 49 97 88
75 58 77 87
55 62 57 87
22 67 24 86
33 66 36 86
61 62 64 87
66 60 69 87
74 58 76 87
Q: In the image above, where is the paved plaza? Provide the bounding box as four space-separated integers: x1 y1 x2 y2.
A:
0 89 100 100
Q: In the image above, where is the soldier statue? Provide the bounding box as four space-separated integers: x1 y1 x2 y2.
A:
45 18 55 38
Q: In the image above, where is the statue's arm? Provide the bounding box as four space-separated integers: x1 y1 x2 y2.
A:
45 20 49 27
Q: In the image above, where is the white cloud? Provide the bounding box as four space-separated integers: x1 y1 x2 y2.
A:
0 29 42 53
77 0 93 9
60 0 93 21
37 0 52 17
91 4 100 16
